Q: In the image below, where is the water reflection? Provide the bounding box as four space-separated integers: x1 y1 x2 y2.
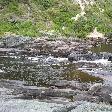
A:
91 44 112 53
63 70 103 83
0 55 102 86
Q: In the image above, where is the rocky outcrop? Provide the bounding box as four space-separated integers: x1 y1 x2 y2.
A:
0 79 112 105
53 101 112 112
53 102 82 112
0 36 109 58
0 36 111 107
0 35 32 48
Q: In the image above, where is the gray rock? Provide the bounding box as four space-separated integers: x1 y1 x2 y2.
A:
41 88 80 98
73 93 100 103
47 80 70 87
53 102 82 112
88 83 112 104
88 83 103 95
98 85 112 95
71 101 112 112
1 35 31 48
98 93 112 104
69 81 91 91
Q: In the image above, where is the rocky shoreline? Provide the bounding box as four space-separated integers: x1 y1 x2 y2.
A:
0 35 112 112
0 35 108 57
0 79 112 106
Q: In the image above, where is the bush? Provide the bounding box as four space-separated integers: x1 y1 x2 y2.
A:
105 32 112 38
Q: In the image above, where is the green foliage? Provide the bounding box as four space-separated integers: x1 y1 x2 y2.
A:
0 21 39 37
33 0 53 10
84 0 112 35
0 0 11 6
8 1 19 12
0 0 112 38
105 32 112 38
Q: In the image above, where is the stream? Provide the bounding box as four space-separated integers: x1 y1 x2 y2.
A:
0 36 112 112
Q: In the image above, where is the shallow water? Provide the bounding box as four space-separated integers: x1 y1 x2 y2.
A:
91 43 112 53
0 42 112 112
0 55 102 86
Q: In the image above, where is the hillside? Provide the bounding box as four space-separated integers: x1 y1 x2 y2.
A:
0 0 112 38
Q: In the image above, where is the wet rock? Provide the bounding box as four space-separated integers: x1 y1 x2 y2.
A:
1 80 77 99
71 101 112 112
21 37 94 57
43 97 71 104
88 83 103 95
73 93 100 103
88 83 112 104
47 80 91 91
0 99 62 112
53 102 82 112
108 56 112 61
68 51 92 62
0 80 25 89
47 80 70 88
0 69 5 73
15 87 47 99
0 35 31 48
98 93 112 104
69 81 91 91
40 88 80 98
88 83 112 95
100 86 112 94
0 48 26 55
94 86 112 104
13 86 82 100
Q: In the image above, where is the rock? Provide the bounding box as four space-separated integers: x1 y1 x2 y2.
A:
1 35 31 48
2 81 81 100
68 56 74 63
69 81 91 91
74 92 112 104
0 99 62 112
0 48 26 55
71 101 112 112
97 85 112 95
98 93 112 104
68 51 93 62
45 56 59 64
94 85 112 104
15 87 47 99
0 69 5 73
41 88 80 98
0 79 25 89
108 56 112 61
73 93 100 103
88 84 112 96
47 80 70 88
21 37 93 57
88 83 112 104
53 102 82 112
47 80 91 91
88 83 103 95
43 97 71 104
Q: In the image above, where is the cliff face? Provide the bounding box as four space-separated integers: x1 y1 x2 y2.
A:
0 0 112 37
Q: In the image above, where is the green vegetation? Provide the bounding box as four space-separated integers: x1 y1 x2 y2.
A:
0 0 112 38
63 70 103 83
0 21 40 37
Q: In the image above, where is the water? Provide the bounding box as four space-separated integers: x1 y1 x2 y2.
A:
0 43 112 112
91 43 112 53
0 55 102 86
